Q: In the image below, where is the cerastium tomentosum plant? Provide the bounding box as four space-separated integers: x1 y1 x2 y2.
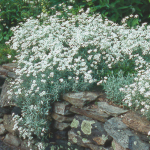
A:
6 3 150 149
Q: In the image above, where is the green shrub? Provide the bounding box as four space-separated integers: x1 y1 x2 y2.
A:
6 5 150 149
39 0 150 28
101 70 135 105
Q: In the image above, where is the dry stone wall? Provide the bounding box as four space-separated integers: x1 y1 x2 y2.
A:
0 63 150 150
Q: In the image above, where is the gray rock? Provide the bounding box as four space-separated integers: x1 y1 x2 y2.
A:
3 114 18 135
111 139 126 150
0 113 4 118
98 102 128 116
21 140 38 150
0 118 3 123
0 66 8 77
0 76 6 86
122 111 150 135
70 106 110 122
52 112 74 123
104 117 150 150
0 124 7 135
11 106 21 116
70 115 112 146
3 133 21 147
2 63 17 72
86 143 114 150
63 92 100 108
54 120 70 130
7 72 18 79
53 101 73 115
46 139 85 150
55 130 68 140
68 130 112 150
0 107 12 114
0 79 17 107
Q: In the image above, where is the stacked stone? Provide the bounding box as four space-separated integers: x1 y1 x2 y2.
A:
0 63 38 150
52 92 150 150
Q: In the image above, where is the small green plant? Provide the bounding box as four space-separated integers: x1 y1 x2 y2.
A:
0 43 17 65
101 70 135 105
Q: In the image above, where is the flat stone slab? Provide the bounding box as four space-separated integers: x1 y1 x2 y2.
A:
4 133 21 147
53 101 73 115
70 106 110 122
0 124 7 135
54 121 70 130
0 66 8 76
2 63 17 72
63 92 100 108
104 117 150 150
122 111 150 135
7 72 18 79
52 113 74 123
98 102 128 116
3 114 18 135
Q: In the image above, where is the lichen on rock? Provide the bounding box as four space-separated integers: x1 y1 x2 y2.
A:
71 118 79 128
77 131 81 135
82 138 90 144
73 137 78 143
81 120 95 135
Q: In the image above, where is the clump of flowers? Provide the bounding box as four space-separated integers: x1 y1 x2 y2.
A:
6 3 150 149
120 66 150 117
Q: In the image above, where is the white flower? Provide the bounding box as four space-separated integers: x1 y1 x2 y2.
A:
39 91 46 96
68 6 73 9
97 80 103 85
88 50 92 54
68 76 72 80
148 131 150 136
141 101 145 106
41 79 46 83
104 77 107 80
41 74 46 77
7 54 11 59
141 108 145 113
49 72 54 77
128 102 132 107
59 78 64 83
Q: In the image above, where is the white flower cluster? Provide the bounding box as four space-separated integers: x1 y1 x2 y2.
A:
121 67 150 115
6 3 150 149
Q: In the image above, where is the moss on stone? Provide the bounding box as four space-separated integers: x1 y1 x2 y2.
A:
81 120 95 135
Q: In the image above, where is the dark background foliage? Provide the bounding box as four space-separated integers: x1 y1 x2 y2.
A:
0 0 150 43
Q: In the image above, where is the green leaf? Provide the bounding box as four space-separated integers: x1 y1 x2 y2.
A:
118 6 131 9
131 18 139 27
